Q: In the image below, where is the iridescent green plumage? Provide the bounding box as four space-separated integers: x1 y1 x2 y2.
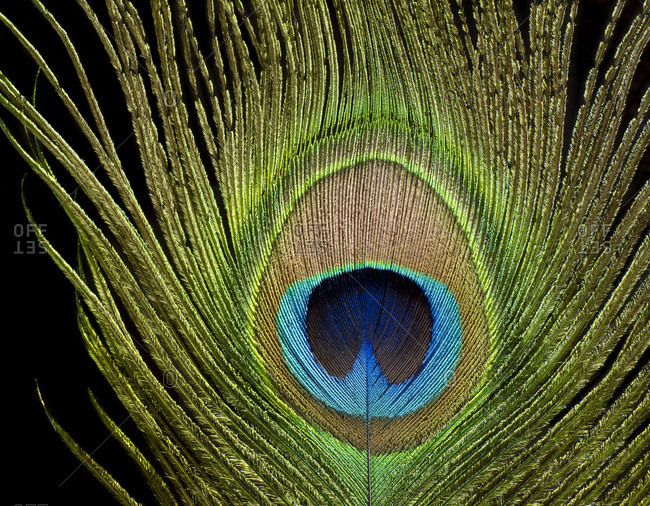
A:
2 0 649 504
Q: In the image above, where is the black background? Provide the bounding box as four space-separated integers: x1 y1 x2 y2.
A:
3 1 648 505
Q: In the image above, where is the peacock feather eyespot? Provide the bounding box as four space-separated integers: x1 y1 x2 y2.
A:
254 150 489 453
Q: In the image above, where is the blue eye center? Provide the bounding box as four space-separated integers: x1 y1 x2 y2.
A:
306 268 433 384
276 264 463 419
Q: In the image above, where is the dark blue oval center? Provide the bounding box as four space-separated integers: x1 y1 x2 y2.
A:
306 268 433 384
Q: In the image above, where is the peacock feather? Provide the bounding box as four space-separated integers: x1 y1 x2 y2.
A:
2 0 649 504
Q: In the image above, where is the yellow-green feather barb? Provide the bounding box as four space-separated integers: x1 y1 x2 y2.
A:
2 0 649 504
